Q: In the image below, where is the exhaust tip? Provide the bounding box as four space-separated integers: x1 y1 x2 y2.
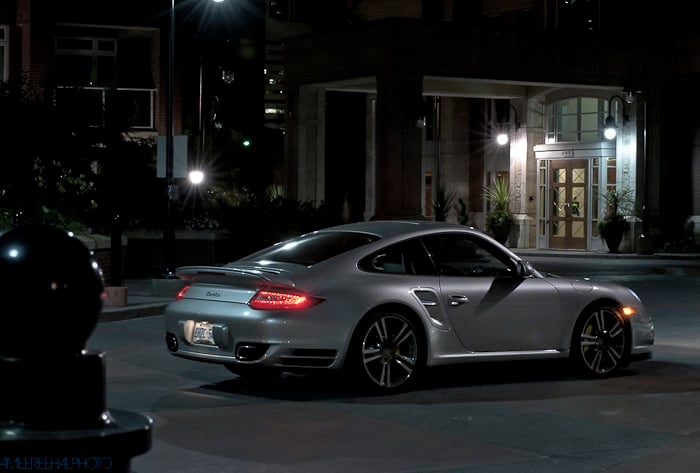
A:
236 343 268 361
166 332 179 352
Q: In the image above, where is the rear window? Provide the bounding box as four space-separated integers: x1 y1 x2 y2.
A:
241 231 380 266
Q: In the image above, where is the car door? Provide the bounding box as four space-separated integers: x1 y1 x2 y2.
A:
422 233 561 352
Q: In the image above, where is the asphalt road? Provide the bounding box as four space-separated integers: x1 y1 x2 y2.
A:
85 257 700 473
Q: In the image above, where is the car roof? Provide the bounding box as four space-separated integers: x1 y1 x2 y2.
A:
317 220 478 239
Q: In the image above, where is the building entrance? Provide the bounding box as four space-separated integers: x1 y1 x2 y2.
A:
549 159 587 249
534 141 617 251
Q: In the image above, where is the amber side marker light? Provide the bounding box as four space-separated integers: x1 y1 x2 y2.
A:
621 306 636 317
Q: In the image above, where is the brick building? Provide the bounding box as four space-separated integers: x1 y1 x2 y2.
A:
280 0 700 252
2 0 700 255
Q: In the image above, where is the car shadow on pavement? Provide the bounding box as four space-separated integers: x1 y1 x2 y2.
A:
194 358 675 404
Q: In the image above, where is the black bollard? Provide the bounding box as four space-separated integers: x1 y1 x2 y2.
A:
0 224 152 472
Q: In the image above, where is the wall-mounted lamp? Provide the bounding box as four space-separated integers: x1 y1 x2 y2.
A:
188 170 205 185
604 94 632 140
496 103 520 146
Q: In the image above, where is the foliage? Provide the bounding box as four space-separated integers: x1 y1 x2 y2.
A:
455 198 469 226
432 184 456 222
597 188 633 238
483 177 513 229
0 79 156 234
223 194 334 259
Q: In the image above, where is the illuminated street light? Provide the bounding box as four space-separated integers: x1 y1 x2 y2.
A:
162 0 176 278
163 0 224 277
189 170 205 185
496 133 509 146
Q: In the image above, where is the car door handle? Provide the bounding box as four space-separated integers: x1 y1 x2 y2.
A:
448 295 470 306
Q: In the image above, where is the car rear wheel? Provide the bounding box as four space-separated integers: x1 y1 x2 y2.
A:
350 310 425 392
571 305 629 377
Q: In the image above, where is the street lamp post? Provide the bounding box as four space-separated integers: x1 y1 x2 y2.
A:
163 0 226 277
163 0 176 278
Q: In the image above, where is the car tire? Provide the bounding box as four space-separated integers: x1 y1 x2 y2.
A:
570 304 630 377
348 309 425 392
224 364 282 380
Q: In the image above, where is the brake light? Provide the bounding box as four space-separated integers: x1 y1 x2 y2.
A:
176 285 191 300
248 286 322 310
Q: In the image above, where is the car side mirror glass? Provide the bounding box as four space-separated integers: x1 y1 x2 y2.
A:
517 260 533 278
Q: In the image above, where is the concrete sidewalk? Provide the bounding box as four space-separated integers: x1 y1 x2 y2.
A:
100 279 175 323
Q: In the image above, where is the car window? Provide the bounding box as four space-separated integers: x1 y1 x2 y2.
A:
359 238 437 276
242 231 380 266
422 233 513 277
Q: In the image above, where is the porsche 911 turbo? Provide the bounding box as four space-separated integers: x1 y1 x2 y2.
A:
164 220 654 392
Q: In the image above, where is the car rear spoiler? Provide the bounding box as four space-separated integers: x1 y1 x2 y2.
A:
175 265 296 288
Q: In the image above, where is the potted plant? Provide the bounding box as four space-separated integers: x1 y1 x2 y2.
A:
483 177 513 244
598 188 633 253
432 184 456 222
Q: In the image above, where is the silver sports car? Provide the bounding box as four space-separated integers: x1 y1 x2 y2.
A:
164 220 654 391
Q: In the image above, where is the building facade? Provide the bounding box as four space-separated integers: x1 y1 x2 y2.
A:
3 0 699 254
0 0 166 136
281 0 700 252
0 0 268 181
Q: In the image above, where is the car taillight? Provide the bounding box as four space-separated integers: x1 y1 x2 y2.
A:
248 286 322 310
176 285 191 300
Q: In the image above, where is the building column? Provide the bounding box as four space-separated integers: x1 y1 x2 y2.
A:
285 84 325 205
688 89 700 243
372 72 424 220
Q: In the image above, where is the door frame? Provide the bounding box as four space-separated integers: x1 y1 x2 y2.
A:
534 142 616 250
549 158 588 249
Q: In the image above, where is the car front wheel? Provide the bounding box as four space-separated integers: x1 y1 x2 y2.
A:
350 310 424 392
571 305 629 377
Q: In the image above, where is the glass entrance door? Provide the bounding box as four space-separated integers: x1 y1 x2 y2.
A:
549 159 587 249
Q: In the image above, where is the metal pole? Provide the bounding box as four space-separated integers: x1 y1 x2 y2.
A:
641 96 649 237
199 55 205 162
163 0 176 277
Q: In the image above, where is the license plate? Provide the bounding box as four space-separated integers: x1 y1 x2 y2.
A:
192 321 215 345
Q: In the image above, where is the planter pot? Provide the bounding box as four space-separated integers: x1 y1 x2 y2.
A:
601 220 626 253
491 222 512 245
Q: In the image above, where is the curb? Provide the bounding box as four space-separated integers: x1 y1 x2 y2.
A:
100 303 170 323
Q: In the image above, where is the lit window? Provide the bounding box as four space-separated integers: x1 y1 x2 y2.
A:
546 97 610 143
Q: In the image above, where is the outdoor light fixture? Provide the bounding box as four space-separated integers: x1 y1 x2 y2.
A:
496 103 520 146
163 0 225 277
188 170 205 185
604 94 631 140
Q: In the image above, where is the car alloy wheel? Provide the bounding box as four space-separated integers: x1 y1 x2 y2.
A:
357 312 422 390
573 305 628 376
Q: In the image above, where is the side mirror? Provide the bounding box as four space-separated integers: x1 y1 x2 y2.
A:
516 260 534 278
